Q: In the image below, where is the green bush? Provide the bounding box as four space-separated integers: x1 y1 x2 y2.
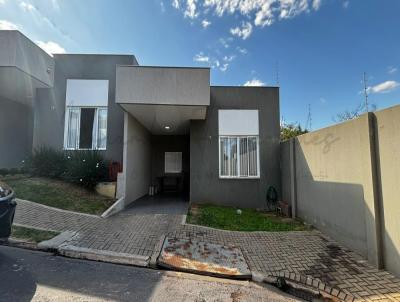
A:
63 150 109 189
25 146 110 189
0 168 23 176
27 146 67 178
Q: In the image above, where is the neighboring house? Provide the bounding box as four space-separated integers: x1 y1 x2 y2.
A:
0 30 280 209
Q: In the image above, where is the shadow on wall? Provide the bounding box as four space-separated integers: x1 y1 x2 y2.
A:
283 110 400 276
294 142 369 258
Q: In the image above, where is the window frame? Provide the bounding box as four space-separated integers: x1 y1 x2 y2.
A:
63 106 108 151
164 151 183 174
218 135 260 179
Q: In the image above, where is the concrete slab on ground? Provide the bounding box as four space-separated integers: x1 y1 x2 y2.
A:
120 194 189 216
157 237 252 279
38 231 77 250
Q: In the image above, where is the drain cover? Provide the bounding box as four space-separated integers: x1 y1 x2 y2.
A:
157 237 251 279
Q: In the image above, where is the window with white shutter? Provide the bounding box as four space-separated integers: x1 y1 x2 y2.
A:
218 110 260 178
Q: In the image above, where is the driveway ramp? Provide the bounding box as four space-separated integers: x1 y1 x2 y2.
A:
157 237 251 279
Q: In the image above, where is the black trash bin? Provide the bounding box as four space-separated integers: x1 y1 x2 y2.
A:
0 188 16 239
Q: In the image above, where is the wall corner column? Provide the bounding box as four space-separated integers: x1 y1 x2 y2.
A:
290 137 297 218
366 112 384 269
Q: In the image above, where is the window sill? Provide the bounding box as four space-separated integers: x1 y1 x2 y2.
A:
219 176 260 180
63 148 107 151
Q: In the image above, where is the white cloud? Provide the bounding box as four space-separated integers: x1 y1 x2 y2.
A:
160 1 166 12
172 0 180 9
35 41 66 56
202 19 211 28
0 20 19 30
312 0 321 10
0 0 7 5
220 63 229 72
18 1 73 42
194 51 233 72
184 0 198 19
236 46 248 54
223 55 235 62
387 66 398 74
243 78 266 86
343 1 349 8
19 1 35 11
230 21 253 40
172 0 326 39
199 0 323 28
193 52 209 62
219 37 233 48
51 0 60 10
367 81 400 94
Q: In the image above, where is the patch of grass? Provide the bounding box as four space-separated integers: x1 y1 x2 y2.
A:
11 225 59 243
0 175 115 215
187 204 309 232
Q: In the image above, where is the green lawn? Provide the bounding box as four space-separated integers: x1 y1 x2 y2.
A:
0 175 115 215
187 204 309 232
11 225 59 243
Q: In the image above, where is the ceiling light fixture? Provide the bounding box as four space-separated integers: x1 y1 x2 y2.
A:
164 125 171 130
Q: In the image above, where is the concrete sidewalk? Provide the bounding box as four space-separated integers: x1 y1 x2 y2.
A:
13 199 400 301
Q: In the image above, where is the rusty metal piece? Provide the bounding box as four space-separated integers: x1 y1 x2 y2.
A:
157 237 251 279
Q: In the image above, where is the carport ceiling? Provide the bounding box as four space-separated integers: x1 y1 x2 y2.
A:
120 103 207 135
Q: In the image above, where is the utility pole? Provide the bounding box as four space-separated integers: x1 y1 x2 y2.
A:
363 72 369 112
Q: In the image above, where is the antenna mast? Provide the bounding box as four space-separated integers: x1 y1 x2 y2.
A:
275 61 280 86
306 104 312 131
363 72 369 112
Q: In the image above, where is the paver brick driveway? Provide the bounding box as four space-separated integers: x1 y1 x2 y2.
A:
14 199 400 302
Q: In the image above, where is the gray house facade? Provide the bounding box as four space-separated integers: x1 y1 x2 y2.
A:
0 30 280 209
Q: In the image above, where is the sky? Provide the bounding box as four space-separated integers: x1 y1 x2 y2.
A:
0 0 399 130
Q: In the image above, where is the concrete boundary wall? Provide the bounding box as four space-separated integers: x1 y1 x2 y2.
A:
281 105 400 277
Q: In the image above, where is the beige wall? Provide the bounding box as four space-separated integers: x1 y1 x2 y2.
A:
374 106 400 276
282 105 400 276
122 112 151 206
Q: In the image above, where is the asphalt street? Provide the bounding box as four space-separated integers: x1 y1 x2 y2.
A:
0 245 302 302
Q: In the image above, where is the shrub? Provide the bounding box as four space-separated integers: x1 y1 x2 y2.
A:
24 146 110 190
27 146 67 178
0 168 22 176
63 150 109 189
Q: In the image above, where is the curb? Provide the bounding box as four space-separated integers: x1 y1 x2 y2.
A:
57 245 150 267
0 238 43 251
149 235 166 268
252 271 354 302
3 236 351 301
13 222 60 233
15 198 100 218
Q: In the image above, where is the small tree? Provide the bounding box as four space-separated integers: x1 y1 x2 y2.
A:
280 122 308 141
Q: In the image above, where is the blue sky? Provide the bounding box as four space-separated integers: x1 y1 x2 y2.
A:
1 0 399 130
